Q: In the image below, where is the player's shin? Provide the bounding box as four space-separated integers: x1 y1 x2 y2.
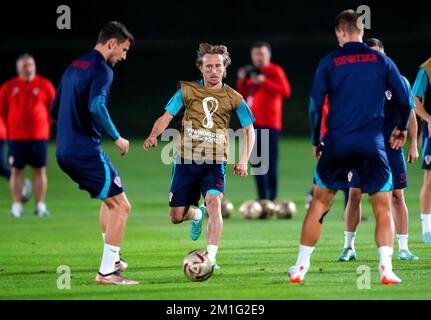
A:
205 195 223 264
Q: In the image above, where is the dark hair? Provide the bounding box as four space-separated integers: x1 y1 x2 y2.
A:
97 21 134 45
366 38 384 50
16 53 34 65
335 9 363 34
252 41 272 53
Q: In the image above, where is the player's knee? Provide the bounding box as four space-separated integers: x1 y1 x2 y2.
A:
170 216 181 224
123 201 132 215
32 167 46 175
169 208 183 224
392 191 404 204
373 202 391 218
205 194 221 212
171 214 183 224
313 195 332 211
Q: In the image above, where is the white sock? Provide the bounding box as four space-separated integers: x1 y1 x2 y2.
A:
37 202 47 212
99 244 120 275
295 244 314 268
421 213 431 234
193 208 203 221
102 234 121 262
397 234 409 251
378 246 393 274
12 202 22 211
206 245 218 263
344 231 356 250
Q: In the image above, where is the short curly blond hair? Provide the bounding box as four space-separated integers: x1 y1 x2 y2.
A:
196 43 231 77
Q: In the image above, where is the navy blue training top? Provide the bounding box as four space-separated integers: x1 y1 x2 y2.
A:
309 42 411 148
51 50 120 157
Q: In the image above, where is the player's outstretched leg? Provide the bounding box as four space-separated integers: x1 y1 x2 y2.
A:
95 192 138 285
370 191 401 284
339 188 362 262
289 185 336 283
392 190 419 260
420 170 431 243
205 191 223 270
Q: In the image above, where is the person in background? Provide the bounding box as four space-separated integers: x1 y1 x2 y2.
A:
237 42 291 201
0 54 54 217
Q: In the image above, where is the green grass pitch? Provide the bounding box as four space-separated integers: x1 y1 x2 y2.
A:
0 138 430 300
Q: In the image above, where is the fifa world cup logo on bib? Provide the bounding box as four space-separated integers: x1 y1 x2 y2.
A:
202 97 219 129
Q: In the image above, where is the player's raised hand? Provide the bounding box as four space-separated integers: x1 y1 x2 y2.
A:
115 137 129 156
390 128 408 150
233 163 248 177
407 143 419 164
143 136 157 151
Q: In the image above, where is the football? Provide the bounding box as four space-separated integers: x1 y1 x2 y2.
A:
274 200 297 219
183 249 214 282
239 200 263 219
259 200 276 219
221 200 234 218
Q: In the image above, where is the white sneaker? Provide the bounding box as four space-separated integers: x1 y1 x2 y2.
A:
35 203 50 217
379 265 402 285
10 205 23 218
289 262 310 283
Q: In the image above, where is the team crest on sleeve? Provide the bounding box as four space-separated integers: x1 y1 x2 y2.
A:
202 97 219 129
425 155 431 166
8 156 14 166
114 176 122 188
169 192 173 202
347 171 353 182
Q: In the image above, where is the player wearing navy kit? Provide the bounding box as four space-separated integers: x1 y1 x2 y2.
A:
339 38 419 262
412 56 431 243
289 10 411 284
51 22 138 285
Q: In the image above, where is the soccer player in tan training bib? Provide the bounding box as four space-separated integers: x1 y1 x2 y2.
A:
143 43 255 269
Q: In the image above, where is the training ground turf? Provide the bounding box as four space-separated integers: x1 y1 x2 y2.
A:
0 138 430 300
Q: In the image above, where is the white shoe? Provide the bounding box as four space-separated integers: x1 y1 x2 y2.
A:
10 206 23 218
289 262 310 283
379 265 402 285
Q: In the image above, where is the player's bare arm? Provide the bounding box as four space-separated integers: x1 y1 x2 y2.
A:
233 124 255 177
143 111 174 151
407 110 419 163
414 96 431 138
